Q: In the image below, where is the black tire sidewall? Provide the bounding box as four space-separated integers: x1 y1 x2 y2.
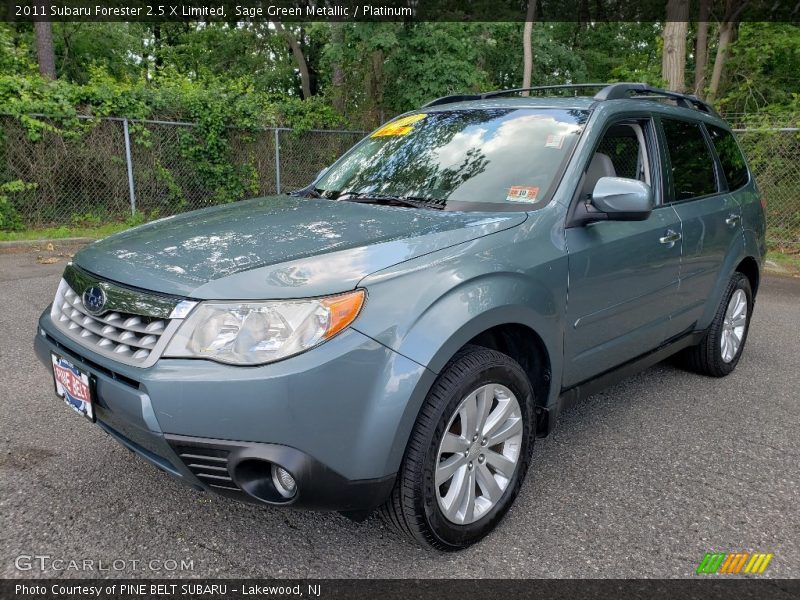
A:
418 356 535 549
709 274 753 375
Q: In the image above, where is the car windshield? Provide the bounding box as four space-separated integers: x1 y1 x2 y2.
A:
315 108 588 211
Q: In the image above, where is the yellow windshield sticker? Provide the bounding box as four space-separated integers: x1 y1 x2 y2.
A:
371 113 426 138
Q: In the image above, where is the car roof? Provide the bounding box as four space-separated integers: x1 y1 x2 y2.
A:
416 83 730 129
420 95 730 130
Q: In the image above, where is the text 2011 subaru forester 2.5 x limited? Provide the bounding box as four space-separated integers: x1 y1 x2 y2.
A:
36 83 765 550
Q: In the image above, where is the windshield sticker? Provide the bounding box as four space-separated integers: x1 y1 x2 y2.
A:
545 134 565 149
506 186 540 203
371 113 427 138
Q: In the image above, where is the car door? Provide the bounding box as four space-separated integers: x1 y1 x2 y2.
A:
563 116 682 388
657 117 744 333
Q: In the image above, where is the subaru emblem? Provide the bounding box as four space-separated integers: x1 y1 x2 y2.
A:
82 286 107 315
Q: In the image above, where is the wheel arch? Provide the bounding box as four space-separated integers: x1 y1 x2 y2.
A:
383 308 561 477
735 255 760 298
466 323 553 435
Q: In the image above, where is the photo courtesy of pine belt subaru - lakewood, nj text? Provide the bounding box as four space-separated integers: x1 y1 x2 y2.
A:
35 83 766 550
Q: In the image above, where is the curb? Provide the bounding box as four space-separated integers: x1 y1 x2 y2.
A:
0 237 94 250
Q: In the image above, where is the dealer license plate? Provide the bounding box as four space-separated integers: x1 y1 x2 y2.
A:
51 354 95 422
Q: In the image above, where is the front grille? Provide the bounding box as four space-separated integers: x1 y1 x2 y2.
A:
50 278 178 367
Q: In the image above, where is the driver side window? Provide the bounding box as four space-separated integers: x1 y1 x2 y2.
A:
581 121 652 200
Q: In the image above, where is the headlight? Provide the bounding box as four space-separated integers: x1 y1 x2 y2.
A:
163 290 365 365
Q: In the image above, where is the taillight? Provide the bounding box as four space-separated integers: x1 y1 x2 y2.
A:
760 197 767 212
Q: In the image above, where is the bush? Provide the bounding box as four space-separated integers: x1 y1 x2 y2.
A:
0 180 36 231
0 70 347 229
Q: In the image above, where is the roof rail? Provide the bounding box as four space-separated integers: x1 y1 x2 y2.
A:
422 82 718 116
482 83 612 98
422 83 612 108
593 82 718 115
422 94 483 108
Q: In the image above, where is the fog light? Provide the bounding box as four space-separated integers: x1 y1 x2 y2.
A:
271 465 296 499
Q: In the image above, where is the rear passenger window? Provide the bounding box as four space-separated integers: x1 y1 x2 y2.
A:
707 125 749 190
661 119 718 201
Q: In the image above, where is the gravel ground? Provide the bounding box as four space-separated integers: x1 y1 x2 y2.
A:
1 250 798 579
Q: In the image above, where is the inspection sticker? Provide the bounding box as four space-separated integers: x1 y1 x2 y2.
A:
506 186 540 203
545 134 565 149
371 113 426 137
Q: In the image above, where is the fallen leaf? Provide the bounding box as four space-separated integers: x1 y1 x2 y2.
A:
46 243 55 252
36 256 60 264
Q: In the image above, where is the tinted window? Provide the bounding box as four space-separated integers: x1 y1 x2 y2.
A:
707 125 749 190
661 119 718 201
316 108 588 210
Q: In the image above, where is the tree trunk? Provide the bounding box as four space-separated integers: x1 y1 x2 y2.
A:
693 1 710 97
521 0 537 95
274 21 312 99
330 23 345 114
707 0 749 102
34 19 56 80
365 49 384 127
662 0 689 92
707 22 734 102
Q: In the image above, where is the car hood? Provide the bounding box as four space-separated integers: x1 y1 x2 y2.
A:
74 196 526 299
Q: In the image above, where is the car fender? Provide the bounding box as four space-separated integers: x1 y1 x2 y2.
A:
355 268 566 476
696 233 750 331
743 227 766 273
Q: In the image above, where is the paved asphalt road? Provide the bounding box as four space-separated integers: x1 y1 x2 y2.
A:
1 249 798 579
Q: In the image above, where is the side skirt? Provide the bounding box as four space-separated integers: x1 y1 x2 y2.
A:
540 328 706 437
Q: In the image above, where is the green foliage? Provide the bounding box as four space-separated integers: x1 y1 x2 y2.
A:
71 210 105 227
0 180 37 231
1 18 798 244
125 210 148 227
717 23 800 116
0 65 344 216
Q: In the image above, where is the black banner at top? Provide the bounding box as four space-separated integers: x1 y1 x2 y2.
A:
2 0 800 23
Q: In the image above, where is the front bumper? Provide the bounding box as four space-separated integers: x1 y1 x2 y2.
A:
35 308 433 513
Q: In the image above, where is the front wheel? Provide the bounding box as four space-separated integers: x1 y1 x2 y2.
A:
679 272 753 377
380 345 535 550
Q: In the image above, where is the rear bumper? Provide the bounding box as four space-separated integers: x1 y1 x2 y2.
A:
34 308 430 513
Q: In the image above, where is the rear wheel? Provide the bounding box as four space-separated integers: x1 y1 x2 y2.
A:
380 345 535 550
679 272 753 377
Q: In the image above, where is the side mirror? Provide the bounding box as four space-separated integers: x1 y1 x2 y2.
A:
591 177 653 221
573 177 653 226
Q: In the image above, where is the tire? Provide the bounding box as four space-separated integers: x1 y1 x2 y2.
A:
679 272 753 377
380 345 535 550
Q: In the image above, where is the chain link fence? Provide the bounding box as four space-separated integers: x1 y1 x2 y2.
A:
732 126 800 248
0 115 365 229
1 114 798 247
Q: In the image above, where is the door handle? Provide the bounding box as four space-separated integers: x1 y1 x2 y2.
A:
659 229 682 245
725 213 741 227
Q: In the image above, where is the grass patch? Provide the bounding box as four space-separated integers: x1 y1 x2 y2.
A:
767 249 800 275
0 222 133 242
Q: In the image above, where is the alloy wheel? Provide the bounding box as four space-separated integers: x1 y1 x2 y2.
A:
435 383 523 525
721 289 748 363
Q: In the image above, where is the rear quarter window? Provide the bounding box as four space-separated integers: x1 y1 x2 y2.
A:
707 125 750 190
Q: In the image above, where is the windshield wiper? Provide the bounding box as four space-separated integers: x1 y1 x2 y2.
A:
335 191 444 210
